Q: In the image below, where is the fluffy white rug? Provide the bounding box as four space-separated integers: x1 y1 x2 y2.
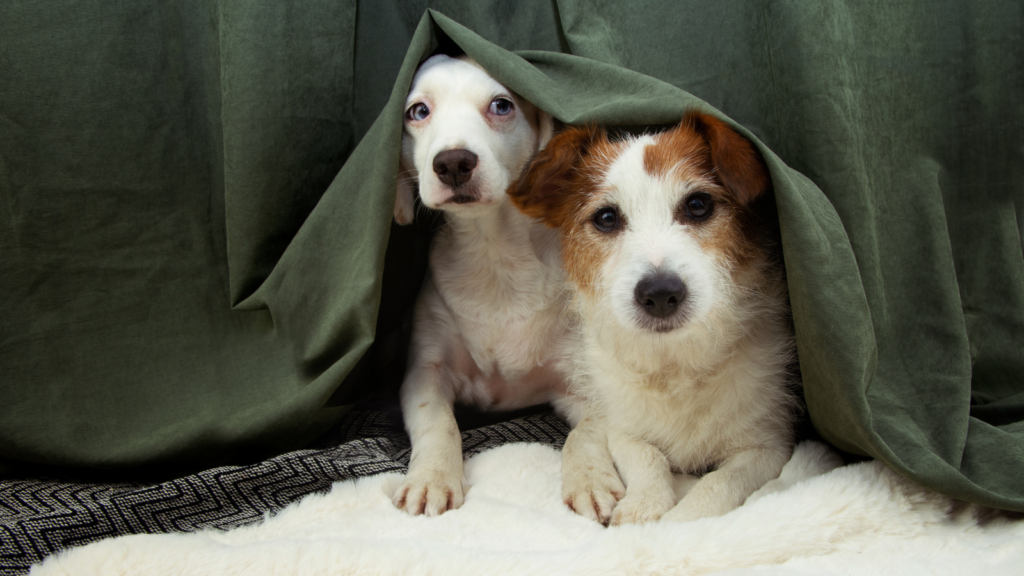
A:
32 442 1024 576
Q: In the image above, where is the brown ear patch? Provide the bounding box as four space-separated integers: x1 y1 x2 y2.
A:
684 111 771 206
642 125 709 181
509 124 622 298
508 125 608 229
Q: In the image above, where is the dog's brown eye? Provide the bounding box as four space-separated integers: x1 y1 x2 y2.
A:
406 103 430 122
685 193 713 220
489 97 514 116
592 207 619 232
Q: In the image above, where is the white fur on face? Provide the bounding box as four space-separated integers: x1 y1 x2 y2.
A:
590 137 729 337
401 55 544 219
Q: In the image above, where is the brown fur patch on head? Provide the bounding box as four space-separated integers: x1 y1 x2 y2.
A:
691 192 764 275
507 125 607 229
684 111 771 206
645 114 774 276
559 188 617 297
553 135 632 298
508 125 627 296
642 126 709 180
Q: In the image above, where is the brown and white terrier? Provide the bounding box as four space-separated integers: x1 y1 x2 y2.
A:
509 111 799 525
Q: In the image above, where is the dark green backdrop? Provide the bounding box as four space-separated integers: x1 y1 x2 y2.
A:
1 2 1022 511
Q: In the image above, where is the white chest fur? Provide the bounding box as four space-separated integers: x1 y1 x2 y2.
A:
428 203 573 407
581 308 795 473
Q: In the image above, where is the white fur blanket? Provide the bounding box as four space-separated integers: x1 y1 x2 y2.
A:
31 442 1024 576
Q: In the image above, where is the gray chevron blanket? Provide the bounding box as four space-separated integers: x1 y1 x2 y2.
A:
0 410 569 575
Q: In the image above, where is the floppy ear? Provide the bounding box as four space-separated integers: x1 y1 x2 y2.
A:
393 158 416 225
509 125 606 229
686 112 771 205
536 110 554 151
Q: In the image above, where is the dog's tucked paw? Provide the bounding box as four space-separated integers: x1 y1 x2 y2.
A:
660 503 707 523
661 491 739 523
392 471 464 516
562 469 625 525
609 492 674 526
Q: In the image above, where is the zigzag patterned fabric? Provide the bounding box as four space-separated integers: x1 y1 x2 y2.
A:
0 410 569 575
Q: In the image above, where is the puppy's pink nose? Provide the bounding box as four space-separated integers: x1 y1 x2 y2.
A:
433 149 478 188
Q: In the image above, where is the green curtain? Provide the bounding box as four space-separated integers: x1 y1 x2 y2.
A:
2 2 1022 511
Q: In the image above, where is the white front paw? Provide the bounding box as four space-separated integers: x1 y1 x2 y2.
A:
562 468 625 525
609 491 675 526
392 470 464 516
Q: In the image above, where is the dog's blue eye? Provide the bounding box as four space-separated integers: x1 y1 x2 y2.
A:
592 207 619 232
489 98 514 116
406 103 430 122
685 193 713 220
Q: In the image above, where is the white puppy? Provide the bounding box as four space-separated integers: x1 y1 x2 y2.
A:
510 112 798 525
390 55 619 517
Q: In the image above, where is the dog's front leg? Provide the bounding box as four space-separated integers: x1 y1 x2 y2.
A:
393 363 465 516
607 432 676 526
661 446 790 522
560 403 624 525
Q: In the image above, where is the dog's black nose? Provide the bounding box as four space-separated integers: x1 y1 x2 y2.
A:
433 149 478 188
634 273 687 319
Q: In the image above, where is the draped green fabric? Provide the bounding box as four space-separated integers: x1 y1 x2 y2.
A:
2 2 1022 510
